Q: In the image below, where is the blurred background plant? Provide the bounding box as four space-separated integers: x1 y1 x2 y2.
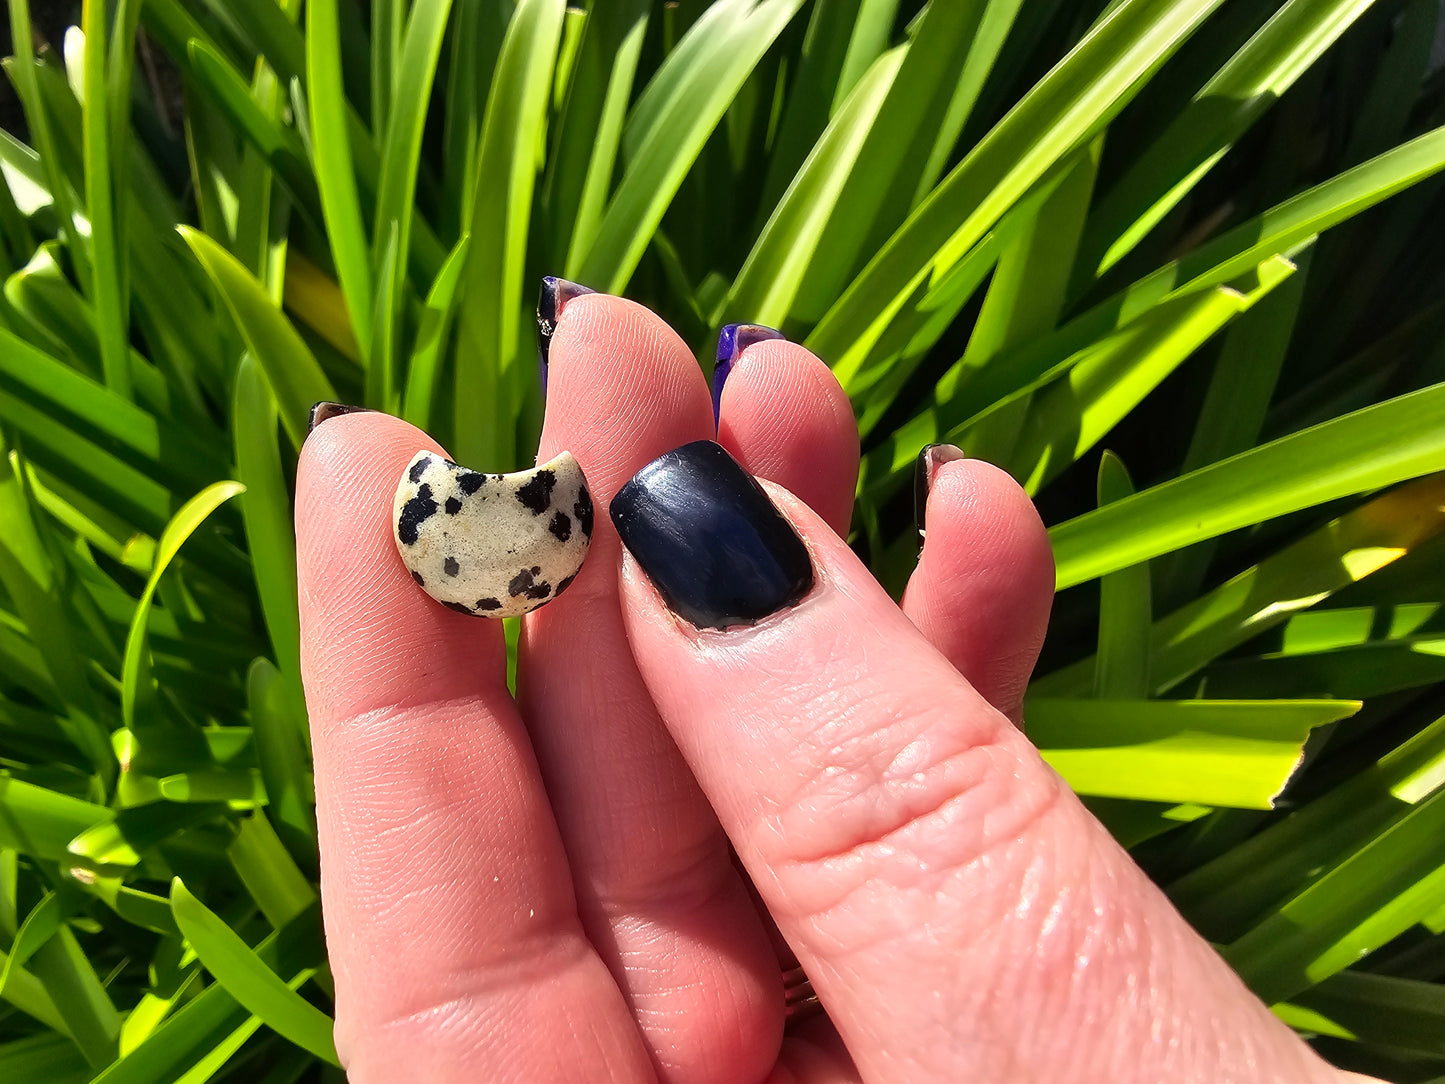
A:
2 0 1445 1079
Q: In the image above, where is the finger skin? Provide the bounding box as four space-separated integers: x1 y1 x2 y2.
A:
717 339 860 538
522 295 780 1084
617 479 1342 1083
297 413 651 1082
903 458 1054 724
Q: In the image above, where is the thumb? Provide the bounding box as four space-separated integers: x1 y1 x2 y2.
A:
612 440 1340 1084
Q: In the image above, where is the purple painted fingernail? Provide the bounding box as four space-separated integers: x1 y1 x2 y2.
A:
538 276 596 393
712 323 785 423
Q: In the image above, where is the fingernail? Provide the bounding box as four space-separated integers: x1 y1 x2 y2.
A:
537 276 596 391
394 450 594 618
712 323 785 422
610 440 813 630
308 402 370 434
914 443 966 541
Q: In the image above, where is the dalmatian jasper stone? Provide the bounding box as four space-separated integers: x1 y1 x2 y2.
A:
393 450 594 617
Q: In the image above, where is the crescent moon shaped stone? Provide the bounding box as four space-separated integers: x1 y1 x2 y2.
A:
393 450 594 617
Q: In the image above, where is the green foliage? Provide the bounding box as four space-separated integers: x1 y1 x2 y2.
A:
0 0 1443 1076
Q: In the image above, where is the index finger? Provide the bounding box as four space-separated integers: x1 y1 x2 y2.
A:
297 410 651 1081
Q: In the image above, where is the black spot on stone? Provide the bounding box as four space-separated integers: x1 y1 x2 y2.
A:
554 572 577 597
411 570 425 586
443 601 474 615
397 484 437 545
475 597 502 611
444 556 460 577
408 456 432 483
445 496 462 515
458 471 486 496
508 565 551 599
548 512 572 542
573 486 594 537
517 470 557 514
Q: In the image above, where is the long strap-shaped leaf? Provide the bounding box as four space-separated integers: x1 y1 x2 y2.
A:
578 0 807 293
181 228 337 447
170 880 339 1065
1050 383 1445 588
120 481 245 732
306 0 374 362
1030 698 1357 808
807 0 1226 370
1080 0 1380 280
453 0 565 469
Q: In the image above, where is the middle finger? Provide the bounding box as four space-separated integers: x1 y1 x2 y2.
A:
521 288 780 1084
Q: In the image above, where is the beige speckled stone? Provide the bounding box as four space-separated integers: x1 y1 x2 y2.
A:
393 450 593 617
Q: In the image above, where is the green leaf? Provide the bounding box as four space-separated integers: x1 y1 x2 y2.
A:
0 891 61 999
1286 970 1445 1055
121 480 246 733
402 233 470 431
0 776 112 863
1170 709 1445 941
1050 384 1445 589
233 357 301 692
1224 783 1445 1004
453 0 565 468
0 1034 88 1084
181 228 337 446
79 2 131 398
245 659 315 869
1155 248 1312 605
171 880 339 1065
1094 453 1151 699
373 0 454 316
93 903 324 1084
1081 0 1382 279
545 0 649 273
577 0 807 293
1030 698 1355 807
724 44 904 331
305 0 373 362
808 0 1226 371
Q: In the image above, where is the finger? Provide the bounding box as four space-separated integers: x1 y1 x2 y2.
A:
903 448 1054 723
612 441 1342 1083
716 334 859 537
298 412 650 1082
521 291 780 1083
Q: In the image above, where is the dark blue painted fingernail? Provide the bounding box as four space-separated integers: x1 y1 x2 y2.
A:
307 402 371 434
610 440 813 630
537 276 596 392
712 323 785 422
914 443 966 542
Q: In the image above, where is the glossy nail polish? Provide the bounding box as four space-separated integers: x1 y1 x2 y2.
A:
712 323 786 422
307 402 371 434
611 440 813 629
537 276 596 391
914 443 966 540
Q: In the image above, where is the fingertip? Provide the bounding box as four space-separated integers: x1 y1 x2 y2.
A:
296 411 507 723
905 458 1054 721
717 340 859 537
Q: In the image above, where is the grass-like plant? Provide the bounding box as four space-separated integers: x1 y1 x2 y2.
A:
1 0 1445 1078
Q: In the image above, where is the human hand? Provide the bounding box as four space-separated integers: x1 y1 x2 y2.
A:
296 292 1362 1082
